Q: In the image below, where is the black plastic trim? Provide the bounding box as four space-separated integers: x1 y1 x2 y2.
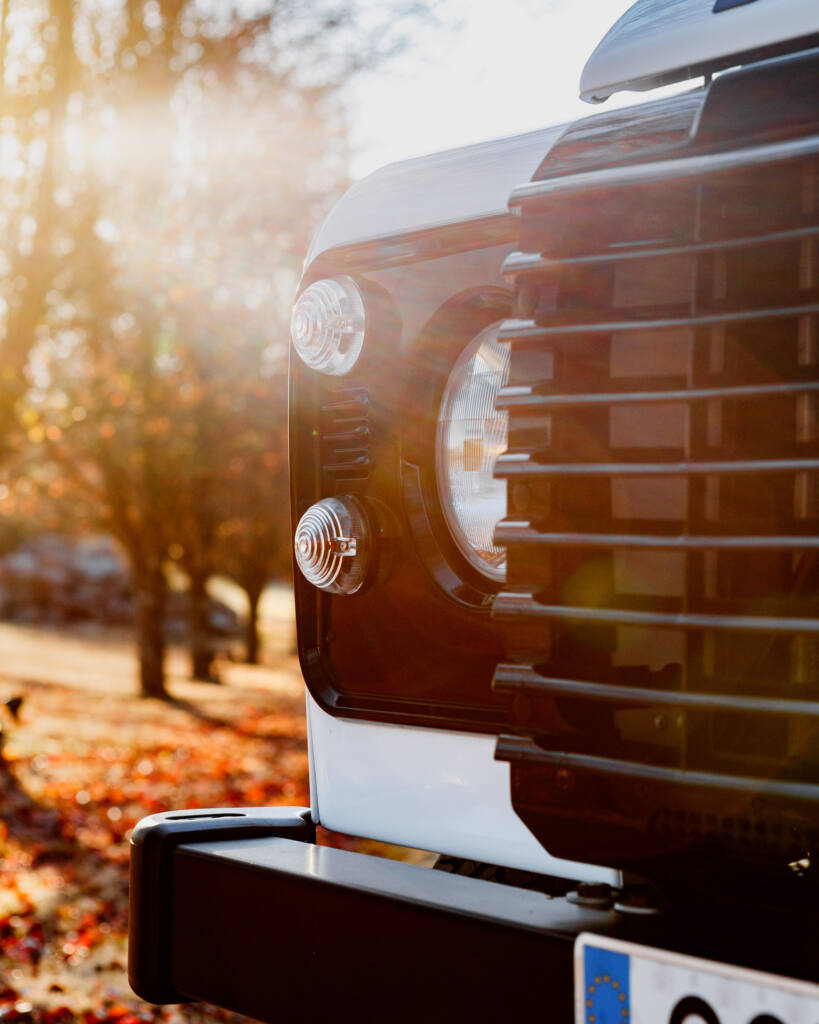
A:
512 131 819 207
584 33 819 106
499 44 819 880
401 289 512 605
493 662 819 718
493 593 819 635
503 224 819 277
291 275 512 734
497 737 819 803
128 806 314 1004
500 302 819 341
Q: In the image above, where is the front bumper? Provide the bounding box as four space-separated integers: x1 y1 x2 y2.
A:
129 807 819 1023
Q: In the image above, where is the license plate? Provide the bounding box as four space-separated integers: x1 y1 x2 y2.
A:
575 932 819 1024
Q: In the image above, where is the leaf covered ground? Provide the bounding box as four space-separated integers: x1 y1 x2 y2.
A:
0 620 338 1024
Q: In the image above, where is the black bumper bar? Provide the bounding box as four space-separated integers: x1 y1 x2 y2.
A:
129 807 819 1023
129 807 610 1021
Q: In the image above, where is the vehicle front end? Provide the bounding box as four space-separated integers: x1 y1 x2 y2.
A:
130 2 819 1020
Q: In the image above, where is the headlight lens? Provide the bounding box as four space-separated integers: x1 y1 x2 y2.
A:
290 276 365 375
435 322 510 581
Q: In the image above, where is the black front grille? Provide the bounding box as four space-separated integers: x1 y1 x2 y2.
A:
494 86 819 876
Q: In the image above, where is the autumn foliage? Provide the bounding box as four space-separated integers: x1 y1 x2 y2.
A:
0 621 430 1021
0 623 309 1023
0 0 441 1019
0 0 357 697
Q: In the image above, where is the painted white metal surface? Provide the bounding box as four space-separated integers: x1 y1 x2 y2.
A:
304 125 566 267
581 0 819 102
306 692 619 883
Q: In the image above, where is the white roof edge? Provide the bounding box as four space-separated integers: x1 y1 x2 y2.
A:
581 0 819 103
304 124 568 269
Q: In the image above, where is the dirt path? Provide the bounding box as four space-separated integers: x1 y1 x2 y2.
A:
0 620 304 700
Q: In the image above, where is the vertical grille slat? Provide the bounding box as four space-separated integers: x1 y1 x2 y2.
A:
493 101 819 872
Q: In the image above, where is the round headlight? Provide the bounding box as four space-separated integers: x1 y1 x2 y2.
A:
290 276 365 375
435 322 510 581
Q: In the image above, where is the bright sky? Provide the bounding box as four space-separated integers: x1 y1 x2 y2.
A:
348 0 637 179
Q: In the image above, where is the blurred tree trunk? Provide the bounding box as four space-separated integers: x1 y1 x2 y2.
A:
189 568 217 682
0 0 74 456
135 561 167 699
243 579 264 666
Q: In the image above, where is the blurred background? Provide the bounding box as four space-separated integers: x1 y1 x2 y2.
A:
0 0 420 700
0 0 638 697
0 1 639 1021
0 3 441 1021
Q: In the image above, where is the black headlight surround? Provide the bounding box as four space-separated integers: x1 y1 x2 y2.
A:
400 286 512 608
290 233 517 733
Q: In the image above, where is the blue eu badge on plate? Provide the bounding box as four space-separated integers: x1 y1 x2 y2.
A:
576 931 819 1023
582 944 630 1023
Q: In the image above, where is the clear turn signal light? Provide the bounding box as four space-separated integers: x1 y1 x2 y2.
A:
294 496 370 594
290 276 366 375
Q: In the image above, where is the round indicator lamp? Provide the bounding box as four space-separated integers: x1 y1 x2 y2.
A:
294 496 370 594
290 276 366 375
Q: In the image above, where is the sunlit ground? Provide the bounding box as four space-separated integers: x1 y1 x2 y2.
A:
0 610 306 1023
0 602 433 1023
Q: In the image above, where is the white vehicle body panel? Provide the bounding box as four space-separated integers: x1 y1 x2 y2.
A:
581 0 819 102
305 125 566 266
307 693 619 883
